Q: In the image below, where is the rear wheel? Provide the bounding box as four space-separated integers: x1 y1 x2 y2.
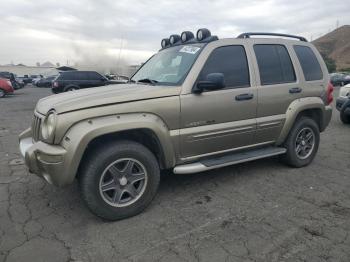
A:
79 140 160 220
0 89 5 98
65 86 78 92
340 110 350 124
282 117 320 167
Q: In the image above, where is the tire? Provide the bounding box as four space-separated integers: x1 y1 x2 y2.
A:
282 117 320 168
65 86 78 92
79 140 160 221
340 110 350 124
0 89 5 98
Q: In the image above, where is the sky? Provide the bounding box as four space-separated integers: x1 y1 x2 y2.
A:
0 0 348 66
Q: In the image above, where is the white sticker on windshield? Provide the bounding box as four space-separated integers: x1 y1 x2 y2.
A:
179 46 200 54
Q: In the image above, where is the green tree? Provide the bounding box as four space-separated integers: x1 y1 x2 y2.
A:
321 54 337 73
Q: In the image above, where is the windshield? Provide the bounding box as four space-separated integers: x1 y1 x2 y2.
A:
131 44 204 86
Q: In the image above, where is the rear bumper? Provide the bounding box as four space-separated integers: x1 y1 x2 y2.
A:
19 128 71 187
321 105 332 132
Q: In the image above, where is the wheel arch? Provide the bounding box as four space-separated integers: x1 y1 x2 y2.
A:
276 97 328 145
60 113 176 183
78 128 167 175
63 85 80 92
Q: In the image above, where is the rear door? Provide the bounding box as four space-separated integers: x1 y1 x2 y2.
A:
249 42 301 143
75 72 90 89
87 72 106 87
179 44 257 160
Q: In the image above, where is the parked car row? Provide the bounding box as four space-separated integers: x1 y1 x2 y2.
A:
1 70 129 96
0 77 14 98
51 71 126 93
330 72 350 86
0 71 25 90
336 83 350 124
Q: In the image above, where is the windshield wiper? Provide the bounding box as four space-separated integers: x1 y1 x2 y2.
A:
137 78 158 85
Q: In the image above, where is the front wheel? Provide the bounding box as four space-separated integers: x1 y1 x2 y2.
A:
79 140 160 220
282 117 320 167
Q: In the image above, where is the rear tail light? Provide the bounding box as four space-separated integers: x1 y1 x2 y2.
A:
53 81 58 88
327 82 334 105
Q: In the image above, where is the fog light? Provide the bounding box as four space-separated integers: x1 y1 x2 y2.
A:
181 31 194 42
196 28 211 41
161 38 170 48
169 34 181 45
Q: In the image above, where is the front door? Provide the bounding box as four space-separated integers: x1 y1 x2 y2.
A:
179 45 257 160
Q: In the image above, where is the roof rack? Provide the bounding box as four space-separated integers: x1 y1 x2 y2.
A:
237 32 307 42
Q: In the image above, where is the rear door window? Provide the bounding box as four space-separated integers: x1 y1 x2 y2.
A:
293 45 323 81
75 72 88 80
254 44 296 85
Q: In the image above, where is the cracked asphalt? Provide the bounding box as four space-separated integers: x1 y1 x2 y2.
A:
0 86 350 262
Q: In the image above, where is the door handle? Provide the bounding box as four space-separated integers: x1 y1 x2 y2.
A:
289 87 302 94
235 93 254 101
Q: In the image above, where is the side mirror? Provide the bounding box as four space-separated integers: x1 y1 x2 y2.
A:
194 73 225 93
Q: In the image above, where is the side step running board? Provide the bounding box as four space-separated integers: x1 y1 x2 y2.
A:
173 147 286 174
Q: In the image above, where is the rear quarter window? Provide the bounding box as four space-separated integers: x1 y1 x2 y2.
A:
293 45 323 81
88 72 102 80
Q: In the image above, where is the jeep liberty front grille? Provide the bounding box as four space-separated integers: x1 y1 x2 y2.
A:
32 112 43 142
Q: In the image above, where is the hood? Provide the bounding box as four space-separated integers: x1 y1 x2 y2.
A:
36 84 181 114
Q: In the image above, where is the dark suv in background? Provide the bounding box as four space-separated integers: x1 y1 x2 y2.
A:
52 71 113 93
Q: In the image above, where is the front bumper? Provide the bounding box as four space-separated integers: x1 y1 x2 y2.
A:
336 97 350 111
19 128 71 186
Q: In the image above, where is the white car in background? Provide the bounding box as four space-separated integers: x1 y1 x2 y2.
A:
30 75 43 86
339 83 350 98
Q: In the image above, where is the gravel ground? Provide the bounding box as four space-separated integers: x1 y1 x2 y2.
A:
0 86 349 262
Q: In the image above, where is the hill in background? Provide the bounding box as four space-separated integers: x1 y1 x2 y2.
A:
313 25 350 71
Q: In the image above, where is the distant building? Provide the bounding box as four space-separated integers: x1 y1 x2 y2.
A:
0 63 141 78
41 61 55 67
0 64 58 77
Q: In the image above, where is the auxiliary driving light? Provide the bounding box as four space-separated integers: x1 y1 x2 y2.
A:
169 34 181 45
196 28 211 41
181 31 195 42
161 38 170 48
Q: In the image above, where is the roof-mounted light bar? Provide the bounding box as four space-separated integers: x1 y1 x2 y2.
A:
160 28 218 49
237 32 308 42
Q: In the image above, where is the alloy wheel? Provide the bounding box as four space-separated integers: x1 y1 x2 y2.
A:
99 158 148 207
295 127 315 160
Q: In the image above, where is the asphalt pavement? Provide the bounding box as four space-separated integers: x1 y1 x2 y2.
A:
0 86 349 262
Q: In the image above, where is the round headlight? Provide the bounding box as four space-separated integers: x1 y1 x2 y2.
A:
161 38 170 48
181 31 194 42
196 28 211 41
41 111 57 140
169 34 181 45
